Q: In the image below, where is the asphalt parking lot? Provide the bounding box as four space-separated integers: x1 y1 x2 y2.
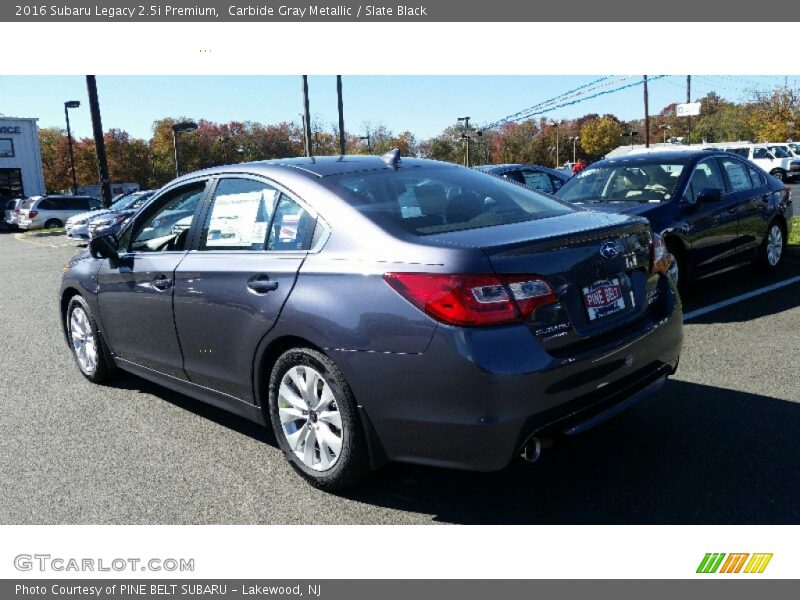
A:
1 221 798 525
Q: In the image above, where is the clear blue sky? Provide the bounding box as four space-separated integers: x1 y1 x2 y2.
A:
0 75 794 141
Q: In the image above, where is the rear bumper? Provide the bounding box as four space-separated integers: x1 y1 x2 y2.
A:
332 283 683 472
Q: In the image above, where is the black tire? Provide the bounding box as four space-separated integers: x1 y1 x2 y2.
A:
44 218 63 229
759 220 786 271
268 347 372 491
66 295 117 384
770 169 787 183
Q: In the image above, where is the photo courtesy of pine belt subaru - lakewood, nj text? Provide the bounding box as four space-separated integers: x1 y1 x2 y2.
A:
59 152 683 490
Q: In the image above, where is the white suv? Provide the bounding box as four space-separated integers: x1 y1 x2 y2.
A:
718 144 800 182
17 195 102 230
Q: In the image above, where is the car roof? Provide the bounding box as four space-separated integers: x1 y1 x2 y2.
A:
473 163 569 179
600 149 725 163
184 155 456 180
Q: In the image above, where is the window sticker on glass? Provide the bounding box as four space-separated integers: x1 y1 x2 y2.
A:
205 189 277 248
279 213 300 243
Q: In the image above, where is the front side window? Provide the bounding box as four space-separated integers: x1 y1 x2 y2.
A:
684 159 725 203
200 178 279 251
327 166 572 236
557 160 687 204
128 182 206 253
721 158 753 192
0 139 14 158
753 148 771 160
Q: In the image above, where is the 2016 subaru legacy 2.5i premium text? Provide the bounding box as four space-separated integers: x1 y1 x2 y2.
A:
59 153 683 490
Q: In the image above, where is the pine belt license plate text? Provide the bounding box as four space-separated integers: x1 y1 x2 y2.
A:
582 277 626 321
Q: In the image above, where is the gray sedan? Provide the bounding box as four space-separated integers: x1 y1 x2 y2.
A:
59 154 683 490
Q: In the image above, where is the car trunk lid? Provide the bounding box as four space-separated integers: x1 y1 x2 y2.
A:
427 211 655 352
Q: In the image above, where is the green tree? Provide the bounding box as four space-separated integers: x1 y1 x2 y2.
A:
580 115 625 159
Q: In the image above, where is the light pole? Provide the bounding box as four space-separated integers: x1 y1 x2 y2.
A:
457 116 471 167
551 120 562 168
569 136 580 163
172 121 198 178
659 124 671 144
359 134 371 152
64 100 81 195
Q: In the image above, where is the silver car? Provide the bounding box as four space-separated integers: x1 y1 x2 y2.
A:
3 198 25 229
18 195 102 231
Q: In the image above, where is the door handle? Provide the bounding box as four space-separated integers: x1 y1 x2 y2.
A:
152 274 172 291
247 275 279 294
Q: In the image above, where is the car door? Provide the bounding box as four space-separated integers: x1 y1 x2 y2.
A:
96 180 209 378
172 177 318 402
719 156 765 254
680 157 740 273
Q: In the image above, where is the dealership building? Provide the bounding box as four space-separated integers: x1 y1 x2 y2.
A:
0 117 46 201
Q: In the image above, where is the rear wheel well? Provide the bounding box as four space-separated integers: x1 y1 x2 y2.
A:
255 335 324 407
769 214 788 238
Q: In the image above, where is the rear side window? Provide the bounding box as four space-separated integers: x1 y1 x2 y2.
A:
267 195 316 251
748 166 766 187
200 178 279 251
326 166 572 236
522 170 555 194
37 199 56 210
721 158 753 192
753 148 770 160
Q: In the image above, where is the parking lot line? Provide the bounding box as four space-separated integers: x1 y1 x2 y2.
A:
683 275 800 322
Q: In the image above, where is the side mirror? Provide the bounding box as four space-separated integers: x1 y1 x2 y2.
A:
89 234 119 261
697 188 723 203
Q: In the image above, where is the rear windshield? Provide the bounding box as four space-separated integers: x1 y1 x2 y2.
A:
321 166 573 235
556 160 688 204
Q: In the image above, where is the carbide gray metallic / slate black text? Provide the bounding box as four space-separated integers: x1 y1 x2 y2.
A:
59 155 683 490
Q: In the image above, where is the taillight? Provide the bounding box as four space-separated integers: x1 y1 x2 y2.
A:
650 233 671 275
384 273 557 327
27 210 38 219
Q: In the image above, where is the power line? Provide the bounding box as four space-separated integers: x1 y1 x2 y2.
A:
487 76 667 128
484 75 623 129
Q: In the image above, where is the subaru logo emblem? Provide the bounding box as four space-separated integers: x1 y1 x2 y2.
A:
600 240 620 259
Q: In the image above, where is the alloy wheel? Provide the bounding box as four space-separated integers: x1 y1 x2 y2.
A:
70 306 98 374
277 366 343 472
766 225 783 267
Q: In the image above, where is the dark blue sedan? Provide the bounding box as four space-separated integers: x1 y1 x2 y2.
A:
474 163 570 194
555 150 794 287
59 154 682 490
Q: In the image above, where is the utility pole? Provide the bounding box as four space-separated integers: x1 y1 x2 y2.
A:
644 75 650 148
336 75 346 155
301 75 312 157
686 75 692 145
85 76 112 207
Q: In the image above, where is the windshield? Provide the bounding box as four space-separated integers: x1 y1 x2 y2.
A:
322 166 573 236
768 146 792 158
556 160 688 204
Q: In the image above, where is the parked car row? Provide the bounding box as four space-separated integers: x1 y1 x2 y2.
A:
66 189 156 241
3 195 102 231
477 149 793 288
